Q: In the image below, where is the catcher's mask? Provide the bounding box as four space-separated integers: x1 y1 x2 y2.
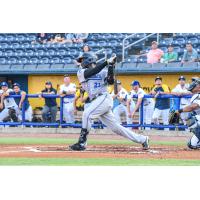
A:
188 78 200 92
76 52 97 68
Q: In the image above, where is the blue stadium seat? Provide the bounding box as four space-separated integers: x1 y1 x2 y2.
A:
56 49 67 56
25 49 34 56
30 43 40 49
30 57 39 64
21 42 31 49
14 49 24 56
8 57 18 65
26 34 36 42
61 57 72 64
138 56 147 63
50 57 60 64
4 49 15 57
97 40 107 47
0 50 3 56
0 57 6 64
40 57 50 64
35 49 45 56
105 48 113 55
0 35 4 42
0 42 9 49
173 38 186 46
18 57 28 64
87 41 97 47
5 35 14 42
174 33 188 38
15 34 26 42
159 38 173 46
46 49 55 56
11 42 20 49
160 47 168 53
187 37 199 46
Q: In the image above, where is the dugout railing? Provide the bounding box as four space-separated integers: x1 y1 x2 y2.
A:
0 94 192 129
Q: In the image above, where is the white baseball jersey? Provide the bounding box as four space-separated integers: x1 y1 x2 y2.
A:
172 84 190 106
111 88 128 106
60 83 76 103
0 89 18 108
77 68 108 100
190 93 200 115
128 88 153 106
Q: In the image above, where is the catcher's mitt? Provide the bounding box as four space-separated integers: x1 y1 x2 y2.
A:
168 110 180 124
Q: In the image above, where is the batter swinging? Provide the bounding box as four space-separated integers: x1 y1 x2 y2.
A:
69 52 149 151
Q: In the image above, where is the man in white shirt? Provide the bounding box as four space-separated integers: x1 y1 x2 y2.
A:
171 76 191 125
111 80 134 124
0 82 18 122
59 75 76 123
127 80 154 130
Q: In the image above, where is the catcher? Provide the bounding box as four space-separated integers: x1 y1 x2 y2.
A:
69 52 149 151
169 78 200 149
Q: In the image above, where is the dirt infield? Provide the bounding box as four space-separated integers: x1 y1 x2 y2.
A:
0 132 199 160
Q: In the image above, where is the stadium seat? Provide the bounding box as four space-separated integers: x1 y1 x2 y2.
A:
5 35 14 42
14 49 24 56
46 49 55 56
137 63 152 69
173 38 186 46
8 57 18 65
15 34 26 42
0 43 9 49
30 57 39 64
61 57 73 64
160 47 168 53
0 50 3 56
152 63 167 69
87 41 97 47
50 57 60 64
187 37 199 46
11 42 20 49
0 35 4 42
21 42 31 49
40 57 50 64
35 49 45 56
4 49 15 56
25 49 34 56
138 56 147 63
18 57 29 64
159 38 173 46
0 57 6 64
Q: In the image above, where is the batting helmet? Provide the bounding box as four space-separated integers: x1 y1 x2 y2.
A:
76 52 97 68
188 78 200 91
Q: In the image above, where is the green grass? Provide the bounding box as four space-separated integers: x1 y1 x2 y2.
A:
0 158 199 166
0 137 186 146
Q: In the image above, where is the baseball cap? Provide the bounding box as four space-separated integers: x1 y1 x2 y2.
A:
64 74 70 77
179 76 186 81
116 80 121 84
155 76 162 81
13 83 21 88
1 82 8 87
45 81 52 85
131 80 140 86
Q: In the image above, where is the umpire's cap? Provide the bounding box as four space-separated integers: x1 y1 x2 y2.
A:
1 82 8 87
13 83 21 88
188 78 200 91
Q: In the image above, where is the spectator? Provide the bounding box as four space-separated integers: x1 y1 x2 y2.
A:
59 75 76 124
53 33 65 43
74 33 89 43
39 81 58 123
150 76 170 130
63 33 75 43
9 83 33 122
33 33 50 44
181 43 198 63
137 41 164 64
161 44 178 63
171 76 191 125
75 44 92 66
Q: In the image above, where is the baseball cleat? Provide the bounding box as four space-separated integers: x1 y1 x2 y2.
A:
142 136 149 150
69 142 86 151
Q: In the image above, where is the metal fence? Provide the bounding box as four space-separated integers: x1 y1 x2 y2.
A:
0 94 192 129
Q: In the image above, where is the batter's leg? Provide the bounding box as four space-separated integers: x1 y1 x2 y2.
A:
99 110 148 147
0 108 9 122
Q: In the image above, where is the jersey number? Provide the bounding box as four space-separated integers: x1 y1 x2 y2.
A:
94 82 101 88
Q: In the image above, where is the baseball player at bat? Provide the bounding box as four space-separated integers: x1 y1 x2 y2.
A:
69 52 149 151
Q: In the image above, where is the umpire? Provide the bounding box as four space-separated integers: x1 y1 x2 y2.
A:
39 81 58 123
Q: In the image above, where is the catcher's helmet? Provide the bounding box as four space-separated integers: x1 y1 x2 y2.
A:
188 78 200 91
76 52 97 68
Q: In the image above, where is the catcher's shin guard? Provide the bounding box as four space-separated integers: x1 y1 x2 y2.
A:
69 128 89 151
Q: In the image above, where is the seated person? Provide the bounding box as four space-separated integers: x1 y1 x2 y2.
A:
181 43 198 63
161 45 178 63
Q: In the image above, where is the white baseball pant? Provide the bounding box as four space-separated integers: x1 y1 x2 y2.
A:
63 102 75 123
82 93 147 144
152 108 170 131
17 106 33 122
